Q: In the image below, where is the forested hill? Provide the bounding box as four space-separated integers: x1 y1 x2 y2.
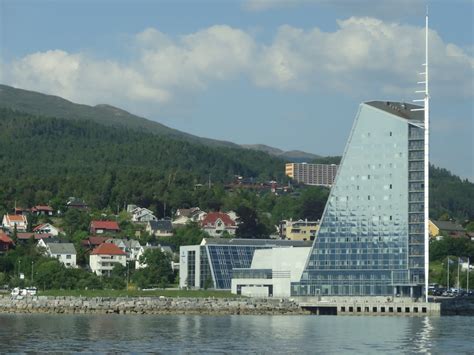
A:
0 108 284 212
0 84 237 148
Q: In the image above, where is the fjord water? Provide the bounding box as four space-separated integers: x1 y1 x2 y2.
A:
0 314 472 353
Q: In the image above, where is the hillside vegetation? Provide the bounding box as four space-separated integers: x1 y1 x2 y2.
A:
0 108 285 214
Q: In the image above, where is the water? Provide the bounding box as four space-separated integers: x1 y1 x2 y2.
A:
0 314 472 354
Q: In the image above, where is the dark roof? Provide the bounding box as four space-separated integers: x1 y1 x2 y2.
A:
148 220 173 232
47 243 76 255
432 220 465 232
365 101 424 121
202 238 312 248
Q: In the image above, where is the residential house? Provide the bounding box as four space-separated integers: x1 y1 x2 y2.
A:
429 220 466 239
201 212 237 237
279 219 320 241
90 220 120 235
172 208 207 227
17 233 54 242
131 207 157 223
33 223 61 236
89 243 127 276
146 220 173 237
2 214 28 232
0 231 14 253
14 207 29 215
81 236 110 250
135 244 173 269
66 197 88 210
106 238 142 261
38 239 77 268
31 205 54 216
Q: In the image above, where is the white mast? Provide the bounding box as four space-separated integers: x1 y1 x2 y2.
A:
412 10 429 302
423 11 429 304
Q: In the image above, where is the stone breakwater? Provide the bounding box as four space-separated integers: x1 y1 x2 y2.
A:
0 296 309 315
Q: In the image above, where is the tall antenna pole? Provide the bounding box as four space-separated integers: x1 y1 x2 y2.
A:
423 10 430 303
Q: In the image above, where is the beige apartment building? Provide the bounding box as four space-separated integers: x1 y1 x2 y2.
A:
285 163 338 187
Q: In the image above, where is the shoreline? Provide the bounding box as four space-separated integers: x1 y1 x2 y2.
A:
1 295 473 316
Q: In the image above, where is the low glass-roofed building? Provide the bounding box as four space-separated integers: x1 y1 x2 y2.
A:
179 238 311 290
291 101 426 298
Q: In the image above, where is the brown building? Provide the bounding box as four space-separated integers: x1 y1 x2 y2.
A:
285 163 338 187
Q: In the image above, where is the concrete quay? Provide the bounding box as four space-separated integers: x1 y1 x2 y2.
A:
296 296 441 316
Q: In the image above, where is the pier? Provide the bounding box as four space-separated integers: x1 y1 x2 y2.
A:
297 296 441 316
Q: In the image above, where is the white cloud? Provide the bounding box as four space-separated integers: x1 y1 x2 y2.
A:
2 17 472 111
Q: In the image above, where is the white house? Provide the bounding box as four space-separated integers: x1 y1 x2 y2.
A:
146 220 173 237
2 214 28 232
172 208 207 227
33 223 61 236
38 240 77 268
131 207 157 223
106 238 142 261
89 243 127 276
201 212 237 237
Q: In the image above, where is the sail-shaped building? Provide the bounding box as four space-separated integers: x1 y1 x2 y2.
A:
290 101 426 297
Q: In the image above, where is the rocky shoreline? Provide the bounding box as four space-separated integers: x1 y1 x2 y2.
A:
0 296 309 315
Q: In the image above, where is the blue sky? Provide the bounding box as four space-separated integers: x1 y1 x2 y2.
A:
1 0 472 180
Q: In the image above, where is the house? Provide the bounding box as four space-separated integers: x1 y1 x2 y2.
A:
429 220 466 239
135 244 173 269
33 223 61 236
106 238 142 261
31 205 54 216
89 243 127 276
2 214 28 232
14 207 29 215
146 220 173 237
90 220 120 235
131 207 157 223
201 212 237 237
38 240 77 268
172 208 207 227
279 219 320 241
66 197 88 210
81 236 110 250
0 231 14 253
17 232 54 241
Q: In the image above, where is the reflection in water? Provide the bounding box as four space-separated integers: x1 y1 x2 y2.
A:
0 314 472 353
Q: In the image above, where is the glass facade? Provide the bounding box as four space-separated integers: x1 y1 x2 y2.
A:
207 245 270 289
292 102 425 297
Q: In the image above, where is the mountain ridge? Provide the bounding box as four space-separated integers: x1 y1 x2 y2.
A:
0 84 320 162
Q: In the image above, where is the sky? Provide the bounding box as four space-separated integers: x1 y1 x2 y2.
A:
0 0 473 180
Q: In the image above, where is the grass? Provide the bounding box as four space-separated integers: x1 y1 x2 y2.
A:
39 289 238 298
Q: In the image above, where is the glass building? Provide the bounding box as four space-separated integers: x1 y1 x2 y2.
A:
291 101 425 297
179 239 312 289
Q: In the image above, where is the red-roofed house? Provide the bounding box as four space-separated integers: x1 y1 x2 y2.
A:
201 212 237 237
0 232 14 252
81 236 110 250
90 221 121 235
31 205 54 216
89 242 127 276
2 214 28 232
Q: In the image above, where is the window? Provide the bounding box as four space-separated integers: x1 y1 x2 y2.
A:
389 131 392 136
66 255 71 259
390 184 392 189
